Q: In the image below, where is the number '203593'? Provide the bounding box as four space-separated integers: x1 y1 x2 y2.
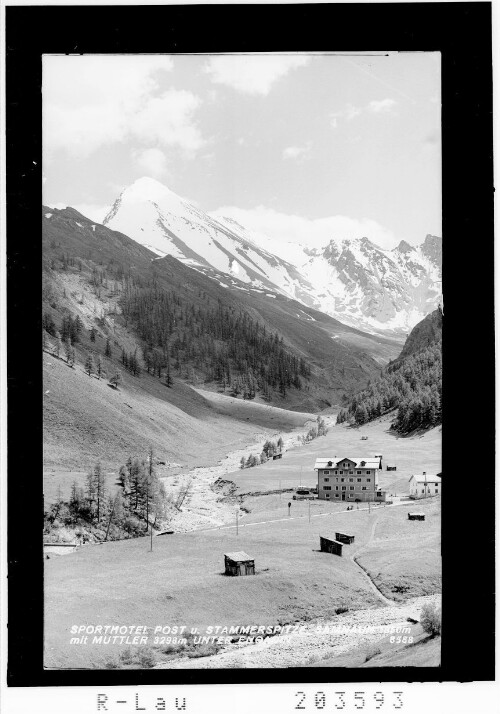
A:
295 691 404 710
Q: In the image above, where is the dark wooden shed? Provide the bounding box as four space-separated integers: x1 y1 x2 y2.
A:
335 532 355 545
224 551 255 576
272 453 282 460
408 512 425 521
386 465 397 471
319 536 343 556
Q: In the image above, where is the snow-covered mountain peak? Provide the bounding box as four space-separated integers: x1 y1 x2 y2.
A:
128 176 175 197
102 176 442 337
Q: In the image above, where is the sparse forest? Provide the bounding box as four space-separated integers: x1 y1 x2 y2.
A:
43 449 168 543
119 282 311 398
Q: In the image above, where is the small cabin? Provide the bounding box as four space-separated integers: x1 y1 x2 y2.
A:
408 513 425 521
335 532 355 545
224 551 255 576
386 465 397 471
319 536 343 556
272 453 283 460
361 436 368 440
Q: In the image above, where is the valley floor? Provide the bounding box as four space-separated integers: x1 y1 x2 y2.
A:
44 408 441 670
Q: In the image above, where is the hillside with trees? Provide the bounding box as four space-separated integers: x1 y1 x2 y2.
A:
336 310 442 434
397 306 442 361
42 206 385 411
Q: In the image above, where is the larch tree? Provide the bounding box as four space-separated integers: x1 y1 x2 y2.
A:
96 355 104 379
84 353 94 377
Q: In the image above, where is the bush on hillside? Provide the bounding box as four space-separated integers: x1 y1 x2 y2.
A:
420 603 441 637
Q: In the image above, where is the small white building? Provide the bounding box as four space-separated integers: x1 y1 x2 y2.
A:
409 472 441 499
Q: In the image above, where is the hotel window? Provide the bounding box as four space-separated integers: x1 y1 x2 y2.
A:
357 478 362 482
335 478 339 483
325 493 330 498
349 486 355 490
362 486 367 491
366 470 371 474
339 470 343 475
366 478 371 482
335 494 339 498
349 478 354 482
341 486 346 491
334 470 338 475
356 470 362 475
324 477 329 482
324 486 331 491
340 478 345 482
335 486 339 491
377 491 382 497
435 488 439 493
343 463 348 467
324 470 330 475
349 470 354 474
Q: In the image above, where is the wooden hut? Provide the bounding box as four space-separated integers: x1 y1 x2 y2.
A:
408 512 425 521
386 465 397 471
335 532 355 545
224 551 255 576
272 453 283 460
319 536 343 556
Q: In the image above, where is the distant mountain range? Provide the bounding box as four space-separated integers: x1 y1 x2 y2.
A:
102 177 442 337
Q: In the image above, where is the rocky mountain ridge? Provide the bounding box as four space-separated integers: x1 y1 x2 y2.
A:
98 177 442 336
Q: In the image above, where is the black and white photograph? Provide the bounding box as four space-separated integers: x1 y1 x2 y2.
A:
41 50 443 671
3 2 496 707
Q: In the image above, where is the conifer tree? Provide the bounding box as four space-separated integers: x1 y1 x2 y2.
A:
84 353 94 377
54 331 62 358
94 463 106 522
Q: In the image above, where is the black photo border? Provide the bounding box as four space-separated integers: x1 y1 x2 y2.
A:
6 2 495 687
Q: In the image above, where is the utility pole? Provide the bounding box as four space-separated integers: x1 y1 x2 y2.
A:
308 500 311 523
236 509 239 535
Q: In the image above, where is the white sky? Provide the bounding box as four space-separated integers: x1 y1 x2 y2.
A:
43 52 441 249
